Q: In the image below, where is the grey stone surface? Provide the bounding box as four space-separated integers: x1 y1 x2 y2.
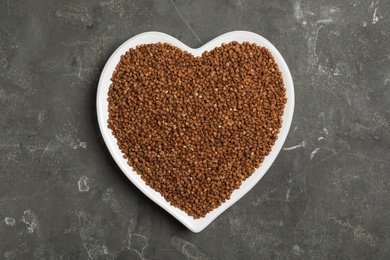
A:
1 0 390 259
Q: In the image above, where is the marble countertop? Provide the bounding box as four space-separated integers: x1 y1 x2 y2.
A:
1 0 389 259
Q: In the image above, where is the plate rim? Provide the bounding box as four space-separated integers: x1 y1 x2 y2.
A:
96 31 295 233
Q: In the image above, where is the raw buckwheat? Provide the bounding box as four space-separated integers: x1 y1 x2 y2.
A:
107 41 287 219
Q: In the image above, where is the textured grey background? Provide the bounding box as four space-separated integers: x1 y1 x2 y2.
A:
1 0 390 259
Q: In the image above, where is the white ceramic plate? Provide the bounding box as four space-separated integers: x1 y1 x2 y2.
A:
96 31 294 233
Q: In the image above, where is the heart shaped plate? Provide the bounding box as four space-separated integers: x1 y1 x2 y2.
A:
96 31 294 232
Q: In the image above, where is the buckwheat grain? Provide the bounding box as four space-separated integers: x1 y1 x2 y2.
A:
107 41 287 219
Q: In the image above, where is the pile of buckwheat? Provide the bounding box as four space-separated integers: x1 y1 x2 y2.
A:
107 41 287 219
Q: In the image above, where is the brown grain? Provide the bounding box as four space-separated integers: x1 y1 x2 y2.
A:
107 41 287 219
